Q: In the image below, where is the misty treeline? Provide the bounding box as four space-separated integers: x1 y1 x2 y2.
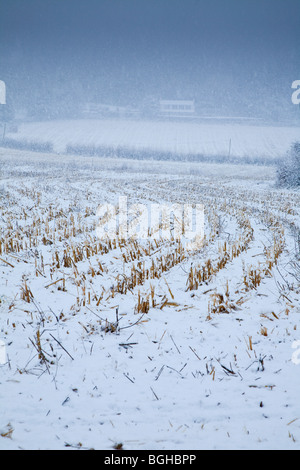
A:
1 0 299 124
0 43 299 123
277 142 300 188
2 71 298 123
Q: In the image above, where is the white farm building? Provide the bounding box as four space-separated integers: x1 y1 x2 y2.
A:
159 99 195 117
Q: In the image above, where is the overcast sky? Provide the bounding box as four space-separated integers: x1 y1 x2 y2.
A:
0 0 299 117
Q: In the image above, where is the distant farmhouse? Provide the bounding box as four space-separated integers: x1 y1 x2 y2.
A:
83 103 139 118
159 99 195 118
82 99 196 119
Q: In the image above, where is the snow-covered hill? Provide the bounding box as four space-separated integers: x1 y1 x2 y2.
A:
7 119 300 160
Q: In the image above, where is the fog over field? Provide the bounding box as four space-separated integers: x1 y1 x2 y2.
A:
0 0 300 454
0 0 299 123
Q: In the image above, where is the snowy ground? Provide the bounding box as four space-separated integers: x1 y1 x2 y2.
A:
6 118 300 160
0 146 300 450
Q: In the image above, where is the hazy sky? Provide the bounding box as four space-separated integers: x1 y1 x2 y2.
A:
0 0 299 117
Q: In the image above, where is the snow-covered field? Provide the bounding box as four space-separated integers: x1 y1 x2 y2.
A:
7 118 300 160
0 146 300 450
